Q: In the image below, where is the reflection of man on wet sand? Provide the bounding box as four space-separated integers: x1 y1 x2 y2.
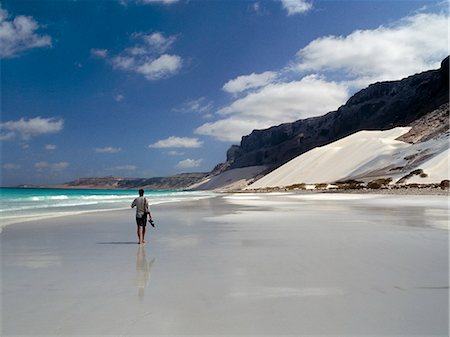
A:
135 244 155 300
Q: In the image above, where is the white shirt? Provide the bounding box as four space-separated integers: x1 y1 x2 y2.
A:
131 196 149 218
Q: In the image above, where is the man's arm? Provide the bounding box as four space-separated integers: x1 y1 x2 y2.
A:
131 199 136 208
145 199 152 219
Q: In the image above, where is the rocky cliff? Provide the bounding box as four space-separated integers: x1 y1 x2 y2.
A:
222 57 449 171
60 173 209 190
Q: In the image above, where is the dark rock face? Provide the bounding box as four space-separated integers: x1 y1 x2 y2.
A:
226 57 449 170
396 103 449 144
64 173 209 190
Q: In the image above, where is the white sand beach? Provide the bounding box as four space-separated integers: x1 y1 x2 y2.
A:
1 193 449 336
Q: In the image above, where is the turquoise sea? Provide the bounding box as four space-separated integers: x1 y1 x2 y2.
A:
0 188 214 229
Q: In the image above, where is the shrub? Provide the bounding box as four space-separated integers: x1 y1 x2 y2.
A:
335 180 364 190
389 166 404 171
419 173 428 178
367 178 392 189
411 169 424 175
397 169 424 184
407 183 420 188
440 180 450 189
286 183 306 190
315 183 328 189
367 181 382 189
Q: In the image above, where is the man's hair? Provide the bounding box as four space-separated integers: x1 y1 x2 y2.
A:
139 189 144 196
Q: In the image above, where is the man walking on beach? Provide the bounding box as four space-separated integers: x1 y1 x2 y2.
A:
131 189 152 244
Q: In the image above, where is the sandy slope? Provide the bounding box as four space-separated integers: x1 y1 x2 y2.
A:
408 148 450 184
189 165 267 191
248 127 449 189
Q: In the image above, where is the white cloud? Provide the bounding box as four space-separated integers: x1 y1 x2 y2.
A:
149 136 203 148
2 163 21 170
126 46 147 55
173 97 213 114
35 161 69 171
295 12 449 86
98 32 183 81
167 150 185 156
0 131 15 141
95 147 122 153
0 5 52 58
45 144 56 150
223 71 277 94
114 94 125 102
141 32 176 53
252 2 261 14
196 75 349 142
91 48 108 58
139 0 179 4
111 55 135 70
280 0 313 15
176 158 203 169
196 117 273 142
110 165 136 171
0 117 64 141
136 54 182 80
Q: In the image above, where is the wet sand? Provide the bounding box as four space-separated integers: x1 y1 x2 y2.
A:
1 193 448 336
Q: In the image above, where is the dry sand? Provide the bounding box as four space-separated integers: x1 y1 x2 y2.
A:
1 193 448 336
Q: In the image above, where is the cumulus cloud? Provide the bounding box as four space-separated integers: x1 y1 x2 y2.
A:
196 75 349 142
111 55 135 70
135 54 182 80
91 48 108 58
35 161 69 171
140 32 176 53
295 12 449 86
0 117 64 141
139 0 179 4
176 158 203 169
252 2 261 13
2 163 21 170
223 71 277 94
0 132 15 141
149 136 203 148
120 0 179 7
167 150 185 155
45 144 56 150
109 165 136 171
195 117 272 142
114 94 125 102
95 147 122 153
280 0 313 15
0 5 52 58
95 31 183 80
173 97 213 114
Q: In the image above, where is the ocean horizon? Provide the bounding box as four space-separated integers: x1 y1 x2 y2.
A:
0 188 214 230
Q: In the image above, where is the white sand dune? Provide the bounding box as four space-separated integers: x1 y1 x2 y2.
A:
248 127 449 189
407 148 450 184
190 165 267 191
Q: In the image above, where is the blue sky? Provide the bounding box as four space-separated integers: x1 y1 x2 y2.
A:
1 0 448 186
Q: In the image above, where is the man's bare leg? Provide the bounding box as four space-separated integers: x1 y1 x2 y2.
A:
137 226 142 244
142 226 146 243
